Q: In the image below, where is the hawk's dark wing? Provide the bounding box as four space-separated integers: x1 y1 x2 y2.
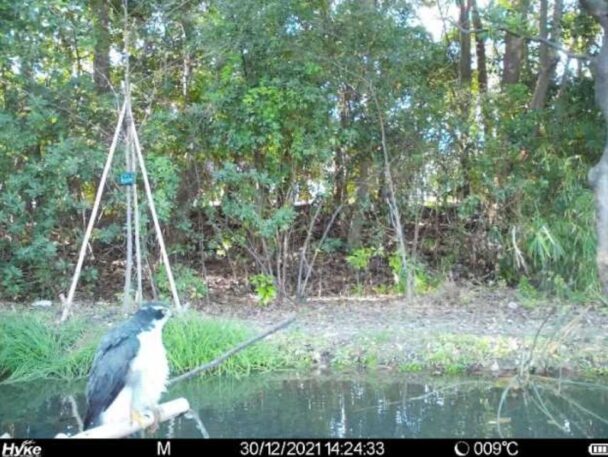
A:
83 323 140 429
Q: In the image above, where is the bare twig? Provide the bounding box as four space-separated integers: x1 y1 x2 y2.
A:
369 82 411 302
530 383 569 433
406 380 484 402
543 385 608 427
519 306 556 379
185 409 210 438
297 202 324 300
297 203 344 302
65 395 84 433
496 376 518 438
535 376 608 391
168 316 296 385
450 20 590 61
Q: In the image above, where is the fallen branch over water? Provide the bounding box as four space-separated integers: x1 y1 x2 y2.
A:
56 398 190 438
168 315 296 386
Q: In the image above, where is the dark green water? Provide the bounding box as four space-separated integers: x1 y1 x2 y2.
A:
0 373 607 438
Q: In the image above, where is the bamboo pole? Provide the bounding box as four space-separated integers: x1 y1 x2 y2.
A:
62 100 128 322
128 103 182 311
123 117 134 312
132 143 143 303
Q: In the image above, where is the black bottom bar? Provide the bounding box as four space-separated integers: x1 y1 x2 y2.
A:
0 438 604 457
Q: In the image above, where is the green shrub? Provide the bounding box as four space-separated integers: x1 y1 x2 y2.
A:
249 274 277 306
164 311 287 375
155 264 208 302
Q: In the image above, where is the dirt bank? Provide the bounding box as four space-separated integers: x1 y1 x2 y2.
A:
6 285 607 377
200 285 608 375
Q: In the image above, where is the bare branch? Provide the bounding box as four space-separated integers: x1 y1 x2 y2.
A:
450 20 590 61
168 316 295 386
298 203 344 301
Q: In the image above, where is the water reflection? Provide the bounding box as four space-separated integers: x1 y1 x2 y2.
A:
0 373 607 438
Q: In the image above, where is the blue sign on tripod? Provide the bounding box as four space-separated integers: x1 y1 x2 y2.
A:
119 171 135 186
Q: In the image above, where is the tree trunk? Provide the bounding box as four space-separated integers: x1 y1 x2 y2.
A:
333 148 346 208
368 83 411 301
180 19 193 103
472 0 487 93
502 33 524 85
531 0 563 110
458 0 472 86
347 154 371 249
334 84 354 210
91 0 111 94
502 0 530 87
456 0 475 198
581 0 608 293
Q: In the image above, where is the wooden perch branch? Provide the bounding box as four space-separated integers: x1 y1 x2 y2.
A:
168 315 296 386
56 398 190 439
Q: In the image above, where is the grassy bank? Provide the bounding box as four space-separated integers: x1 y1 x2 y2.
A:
1 299 606 383
0 313 97 382
0 310 293 384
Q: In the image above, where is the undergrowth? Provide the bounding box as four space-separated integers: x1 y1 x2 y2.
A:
164 311 290 375
0 310 291 384
0 313 98 383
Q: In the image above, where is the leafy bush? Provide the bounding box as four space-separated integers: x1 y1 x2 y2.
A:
346 247 376 272
154 264 208 303
389 252 438 294
250 274 277 306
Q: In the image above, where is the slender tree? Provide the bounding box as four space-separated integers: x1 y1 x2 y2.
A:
531 0 564 110
471 0 487 93
91 0 112 94
457 0 472 86
502 0 530 86
581 0 608 293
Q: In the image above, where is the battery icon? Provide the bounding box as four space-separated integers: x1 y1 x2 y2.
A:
589 443 608 456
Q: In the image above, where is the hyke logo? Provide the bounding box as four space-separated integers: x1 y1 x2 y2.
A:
1 441 42 457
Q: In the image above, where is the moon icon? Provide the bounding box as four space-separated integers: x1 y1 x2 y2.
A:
454 441 470 457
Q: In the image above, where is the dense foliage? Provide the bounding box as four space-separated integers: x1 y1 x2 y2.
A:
0 0 604 303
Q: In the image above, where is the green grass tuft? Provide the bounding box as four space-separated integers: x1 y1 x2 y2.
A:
0 310 292 383
164 311 289 376
0 313 98 383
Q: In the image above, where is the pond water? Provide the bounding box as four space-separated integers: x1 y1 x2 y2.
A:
0 372 607 438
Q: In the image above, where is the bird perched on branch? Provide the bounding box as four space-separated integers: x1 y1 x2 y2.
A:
83 302 171 430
